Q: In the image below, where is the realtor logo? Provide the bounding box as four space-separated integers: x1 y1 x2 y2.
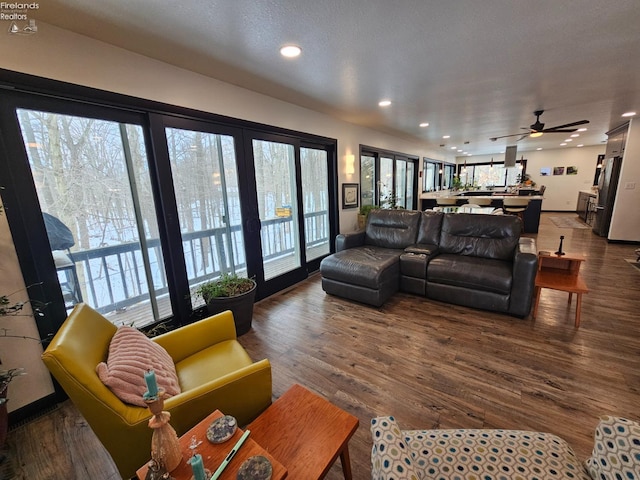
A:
2 2 39 35
9 18 36 34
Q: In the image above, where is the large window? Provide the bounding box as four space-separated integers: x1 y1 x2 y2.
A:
459 159 526 188
18 109 170 326
422 159 455 192
360 147 418 209
0 76 337 342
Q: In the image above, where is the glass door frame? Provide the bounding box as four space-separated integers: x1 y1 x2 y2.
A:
242 131 337 298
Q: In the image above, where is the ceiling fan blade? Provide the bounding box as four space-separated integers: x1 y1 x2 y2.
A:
490 132 531 141
516 134 529 142
541 128 578 133
543 119 589 130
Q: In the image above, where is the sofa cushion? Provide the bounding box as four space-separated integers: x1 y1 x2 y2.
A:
439 213 520 260
365 210 421 249
428 253 513 294
320 246 402 289
371 416 420 480
402 427 591 479
585 415 640 480
416 210 443 245
96 326 181 407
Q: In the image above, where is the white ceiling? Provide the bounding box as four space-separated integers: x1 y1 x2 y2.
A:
35 0 640 155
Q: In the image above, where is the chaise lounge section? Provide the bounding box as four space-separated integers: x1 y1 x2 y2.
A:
320 209 537 316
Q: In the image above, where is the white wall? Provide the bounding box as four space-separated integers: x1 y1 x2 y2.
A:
0 199 54 411
609 118 640 241
0 23 455 409
457 145 605 211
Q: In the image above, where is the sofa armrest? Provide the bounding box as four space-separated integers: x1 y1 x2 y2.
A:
336 231 366 251
509 237 538 316
371 416 421 480
404 243 439 256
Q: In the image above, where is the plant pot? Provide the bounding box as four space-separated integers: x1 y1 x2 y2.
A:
357 214 367 230
205 282 257 336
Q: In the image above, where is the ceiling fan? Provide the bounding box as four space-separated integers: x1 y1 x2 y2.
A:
490 110 589 141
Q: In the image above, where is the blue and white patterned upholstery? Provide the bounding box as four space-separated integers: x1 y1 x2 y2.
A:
585 416 640 480
371 416 593 480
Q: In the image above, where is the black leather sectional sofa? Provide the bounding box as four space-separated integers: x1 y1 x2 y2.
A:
320 209 537 316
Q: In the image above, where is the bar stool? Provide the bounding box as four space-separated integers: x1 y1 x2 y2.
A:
467 197 492 206
586 196 598 226
436 197 458 206
502 197 530 227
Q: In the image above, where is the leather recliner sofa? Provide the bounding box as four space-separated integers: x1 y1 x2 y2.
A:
320 209 537 316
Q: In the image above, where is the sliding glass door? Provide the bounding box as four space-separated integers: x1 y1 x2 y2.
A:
0 88 336 336
244 135 333 296
163 124 246 309
15 108 169 327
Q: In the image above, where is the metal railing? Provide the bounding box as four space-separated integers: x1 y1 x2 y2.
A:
62 211 329 314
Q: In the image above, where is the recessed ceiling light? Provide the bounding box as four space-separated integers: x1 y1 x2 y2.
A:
378 100 392 107
280 45 302 58
536 148 542 151
560 143 567 146
570 134 580 137
565 139 573 142
419 122 429 128
450 146 457 150
443 135 450 139
622 111 636 117
577 128 587 132
577 144 584 147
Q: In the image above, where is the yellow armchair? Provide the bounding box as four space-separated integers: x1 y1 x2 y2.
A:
41 303 272 479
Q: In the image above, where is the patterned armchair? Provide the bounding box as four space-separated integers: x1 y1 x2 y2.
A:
371 415 639 480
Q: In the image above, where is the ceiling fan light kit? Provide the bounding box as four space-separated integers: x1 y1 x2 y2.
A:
490 110 589 142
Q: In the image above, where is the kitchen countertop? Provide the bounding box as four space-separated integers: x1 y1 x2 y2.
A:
420 191 543 200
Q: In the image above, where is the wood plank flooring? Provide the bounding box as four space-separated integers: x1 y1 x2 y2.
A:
4 212 640 480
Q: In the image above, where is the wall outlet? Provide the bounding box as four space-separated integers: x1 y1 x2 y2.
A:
624 182 636 190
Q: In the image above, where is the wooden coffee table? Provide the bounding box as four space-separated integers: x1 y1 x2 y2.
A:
136 410 287 480
247 384 359 480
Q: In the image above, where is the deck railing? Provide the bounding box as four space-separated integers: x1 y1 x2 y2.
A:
61 211 329 314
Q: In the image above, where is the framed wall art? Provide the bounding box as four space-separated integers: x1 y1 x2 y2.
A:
342 183 359 209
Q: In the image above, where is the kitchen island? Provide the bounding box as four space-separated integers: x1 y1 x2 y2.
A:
420 191 543 233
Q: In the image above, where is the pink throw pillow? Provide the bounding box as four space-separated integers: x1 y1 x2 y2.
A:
96 326 181 407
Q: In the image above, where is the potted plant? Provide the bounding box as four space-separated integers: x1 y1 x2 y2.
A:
195 273 257 336
357 204 378 230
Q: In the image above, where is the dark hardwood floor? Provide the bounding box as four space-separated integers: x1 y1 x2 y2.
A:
4 212 640 479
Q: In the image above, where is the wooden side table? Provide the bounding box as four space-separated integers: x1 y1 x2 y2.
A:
248 384 359 480
532 251 589 327
136 410 287 480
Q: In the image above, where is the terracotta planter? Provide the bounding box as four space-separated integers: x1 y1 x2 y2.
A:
205 282 257 336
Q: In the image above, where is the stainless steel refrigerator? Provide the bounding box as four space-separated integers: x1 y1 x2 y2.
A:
592 157 623 237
